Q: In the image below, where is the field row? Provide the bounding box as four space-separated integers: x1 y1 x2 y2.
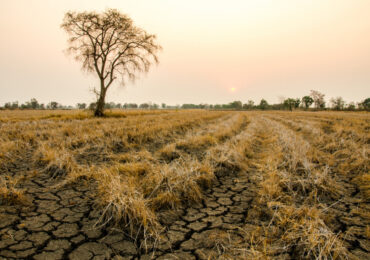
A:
0 110 369 259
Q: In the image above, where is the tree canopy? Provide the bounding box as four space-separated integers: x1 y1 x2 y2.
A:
61 9 161 116
310 90 325 109
302 96 314 109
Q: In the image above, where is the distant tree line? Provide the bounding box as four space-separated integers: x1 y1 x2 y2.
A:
1 98 74 110
0 99 165 111
1 91 369 111
185 90 369 111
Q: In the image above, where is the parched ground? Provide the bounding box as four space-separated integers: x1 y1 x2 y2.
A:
0 110 369 259
0 162 255 259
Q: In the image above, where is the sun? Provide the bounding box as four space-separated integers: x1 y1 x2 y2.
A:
230 87 236 93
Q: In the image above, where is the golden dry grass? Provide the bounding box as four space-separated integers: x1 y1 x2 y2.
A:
0 175 27 206
0 109 368 258
1 110 232 235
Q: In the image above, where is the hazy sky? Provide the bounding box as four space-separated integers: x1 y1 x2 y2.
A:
1 0 369 106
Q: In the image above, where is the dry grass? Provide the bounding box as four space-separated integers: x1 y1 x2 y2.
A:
0 109 368 257
0 176 27 206
1 110 231 237
242 112 369 259
0 109 173 122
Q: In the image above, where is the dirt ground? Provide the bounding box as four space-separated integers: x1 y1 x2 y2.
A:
0 111 369 259
0 165 256 259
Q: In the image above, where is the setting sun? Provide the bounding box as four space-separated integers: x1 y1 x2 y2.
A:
1 0 369 105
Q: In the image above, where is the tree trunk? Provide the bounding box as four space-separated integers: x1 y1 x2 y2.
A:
94 99 105 117
94 82 106 117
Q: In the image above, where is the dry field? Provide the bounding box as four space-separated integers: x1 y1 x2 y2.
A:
0 109 369 259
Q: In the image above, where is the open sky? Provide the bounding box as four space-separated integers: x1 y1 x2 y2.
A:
1 0 369 106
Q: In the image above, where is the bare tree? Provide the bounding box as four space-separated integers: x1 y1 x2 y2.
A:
310 90 326 109
330 96 345 110
61 9 161 116
277 95 286 105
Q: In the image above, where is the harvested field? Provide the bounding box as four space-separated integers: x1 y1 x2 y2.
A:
0 110 369 259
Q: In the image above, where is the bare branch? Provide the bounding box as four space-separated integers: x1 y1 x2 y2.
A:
61 9 161 116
